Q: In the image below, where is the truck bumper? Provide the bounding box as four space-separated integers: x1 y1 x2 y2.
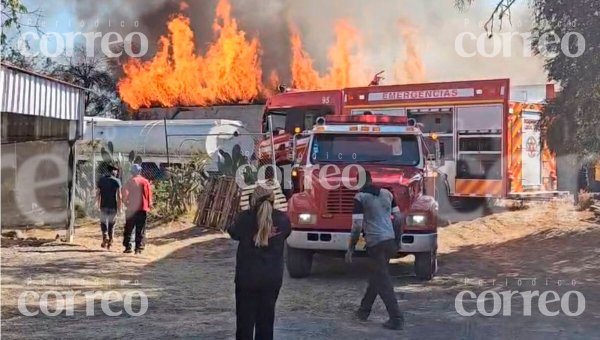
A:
287 230 437 253
399 233 437 253
287 230 358 251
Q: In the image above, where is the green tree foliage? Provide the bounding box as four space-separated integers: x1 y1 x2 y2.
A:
456 0 600 157
531 0 600 156
0 0 40 44
153 154 209 219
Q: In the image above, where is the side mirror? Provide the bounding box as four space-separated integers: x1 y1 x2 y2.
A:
434 140 445 167
291 133 300 164
426 135 445 168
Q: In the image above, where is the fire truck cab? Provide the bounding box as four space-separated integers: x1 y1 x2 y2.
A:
286 114 439 280
261 89 343 165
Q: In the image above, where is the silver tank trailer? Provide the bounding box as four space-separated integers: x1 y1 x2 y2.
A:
81 119 256 171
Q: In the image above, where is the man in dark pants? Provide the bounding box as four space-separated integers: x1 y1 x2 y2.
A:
346 171 404 330
122 164 153 254
96 164 121 250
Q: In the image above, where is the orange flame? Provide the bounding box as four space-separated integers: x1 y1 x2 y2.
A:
290 20 371 90
118 0 262 109
289 25 322 90
394 19 426 84
269 70 280 90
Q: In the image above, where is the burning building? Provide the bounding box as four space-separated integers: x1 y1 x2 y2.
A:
116 0 427 120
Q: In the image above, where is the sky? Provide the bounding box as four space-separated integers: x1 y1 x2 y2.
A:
16 0 549 86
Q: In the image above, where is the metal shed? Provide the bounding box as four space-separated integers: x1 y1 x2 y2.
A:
1 63 85 239
1 63 85 142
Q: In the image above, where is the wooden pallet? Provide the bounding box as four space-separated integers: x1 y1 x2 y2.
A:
195 178 289 230
239 180 288 212
194 177 240 230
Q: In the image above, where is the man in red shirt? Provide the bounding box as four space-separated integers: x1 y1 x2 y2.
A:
122 164 153 254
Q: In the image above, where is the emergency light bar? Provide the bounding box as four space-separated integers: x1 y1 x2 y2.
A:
323 114 409 125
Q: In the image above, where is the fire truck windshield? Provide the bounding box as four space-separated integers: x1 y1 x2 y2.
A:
310 134 421 166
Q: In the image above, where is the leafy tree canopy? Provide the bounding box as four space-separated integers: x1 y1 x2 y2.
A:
457 0 600 157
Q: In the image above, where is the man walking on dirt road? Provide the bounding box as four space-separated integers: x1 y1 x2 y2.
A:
96 164 121 250
346 170 404 330
122 164 152 254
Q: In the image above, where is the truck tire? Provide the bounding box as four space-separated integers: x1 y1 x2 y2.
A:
414 250 437 281
286 246 313 278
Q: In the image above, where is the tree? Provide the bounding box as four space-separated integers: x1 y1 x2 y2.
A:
455 0 518 37
530 0 600 157
55 47 123 117
1 0 42 45
456 0 600 157
2 45 124 117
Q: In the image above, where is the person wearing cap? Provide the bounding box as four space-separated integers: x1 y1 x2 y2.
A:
122 164 153 254
96 164 122 250
227 185 291 340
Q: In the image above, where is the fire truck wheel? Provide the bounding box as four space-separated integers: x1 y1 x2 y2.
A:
414 250 437 281
286 246 313 278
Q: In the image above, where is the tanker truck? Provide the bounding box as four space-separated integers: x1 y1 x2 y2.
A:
79 119 255 179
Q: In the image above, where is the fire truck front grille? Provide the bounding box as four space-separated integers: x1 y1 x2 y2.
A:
326 187 357 214
325 186 396 214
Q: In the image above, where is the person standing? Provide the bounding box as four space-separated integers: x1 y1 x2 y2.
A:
346 171 404 330
122 164 152 254
96 164 121 250
227 185 291 340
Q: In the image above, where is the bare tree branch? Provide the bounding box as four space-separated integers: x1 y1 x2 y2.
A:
455 0 519 37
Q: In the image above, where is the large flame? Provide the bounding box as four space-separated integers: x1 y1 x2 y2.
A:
118 0 262 109
394 19 426 83
290 20 371 90
118 1 428 108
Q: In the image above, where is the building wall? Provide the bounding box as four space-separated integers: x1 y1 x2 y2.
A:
1 64 85 228
1 140 71 227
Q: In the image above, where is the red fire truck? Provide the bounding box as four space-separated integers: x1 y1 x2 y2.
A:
259 78 558 279
285 114 440 280
262 79 558 204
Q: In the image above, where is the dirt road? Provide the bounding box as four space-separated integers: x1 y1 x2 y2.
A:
2 202 599 339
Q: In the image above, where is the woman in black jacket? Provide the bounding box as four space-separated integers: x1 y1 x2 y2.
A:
227 186 291 340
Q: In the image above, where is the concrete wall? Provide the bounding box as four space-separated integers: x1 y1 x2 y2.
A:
1 140 70 227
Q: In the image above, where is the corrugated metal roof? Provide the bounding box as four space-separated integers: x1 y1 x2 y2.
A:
1 63 85 121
